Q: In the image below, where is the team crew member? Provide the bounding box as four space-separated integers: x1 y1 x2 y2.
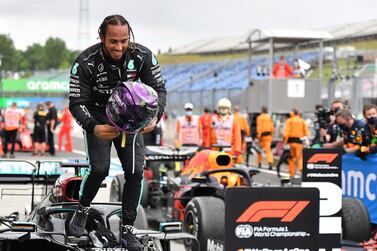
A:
68 15 166 250
200 107 213 148
233 105 250 146
2 102 23 158
284 108 309 178
210 98 242 161
58 106 73 152
355 104 377 159
256 106 274 170
321 100 344 147
175 103 203 146
32 104 48 156
335 109 365 153
46 101 58 156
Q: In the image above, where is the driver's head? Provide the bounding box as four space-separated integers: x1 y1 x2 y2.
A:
99 15 134 61
217 98 231 116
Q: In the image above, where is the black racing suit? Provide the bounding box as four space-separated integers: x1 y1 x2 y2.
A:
69 42 166 225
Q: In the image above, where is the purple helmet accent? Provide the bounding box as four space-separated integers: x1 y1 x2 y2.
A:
106 81 158 133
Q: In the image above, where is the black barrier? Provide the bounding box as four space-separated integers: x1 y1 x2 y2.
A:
302 148 342 250
225 187 319 251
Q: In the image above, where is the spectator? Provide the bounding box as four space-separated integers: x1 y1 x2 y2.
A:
273 55 292 78
335 108 365 153
58 106 73 152
32 104 48 156
45 101 58 156
175 103 202 147
2 102 24 158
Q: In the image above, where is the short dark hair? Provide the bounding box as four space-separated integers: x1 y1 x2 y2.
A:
363 104 377 117
98 15 135 45
261 106 268 113
292 108 299 115
332 100 344 105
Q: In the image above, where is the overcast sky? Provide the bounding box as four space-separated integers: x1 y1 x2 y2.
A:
1 0 377 53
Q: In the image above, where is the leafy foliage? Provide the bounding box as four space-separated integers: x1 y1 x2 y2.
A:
0 35 79 71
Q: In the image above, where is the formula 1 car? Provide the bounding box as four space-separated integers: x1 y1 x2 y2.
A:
0 160 199 251
0 159 125 217
142 145 259 251
142 146 375 251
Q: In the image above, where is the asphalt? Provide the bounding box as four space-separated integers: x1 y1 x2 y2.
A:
0 122 312 251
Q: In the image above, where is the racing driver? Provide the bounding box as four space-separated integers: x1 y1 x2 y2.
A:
68 14 166 250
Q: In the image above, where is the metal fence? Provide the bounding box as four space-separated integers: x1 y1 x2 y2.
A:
167 78 322 116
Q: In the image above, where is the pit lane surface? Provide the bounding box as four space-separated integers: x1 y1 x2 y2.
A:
2 122 365 251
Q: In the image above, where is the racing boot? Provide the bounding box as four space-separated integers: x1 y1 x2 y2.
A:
69 203 90 237
121 225 142 251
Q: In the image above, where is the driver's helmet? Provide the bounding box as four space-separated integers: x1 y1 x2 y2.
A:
106 81 158 133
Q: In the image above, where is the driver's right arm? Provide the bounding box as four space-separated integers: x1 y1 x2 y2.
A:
68 60 101 135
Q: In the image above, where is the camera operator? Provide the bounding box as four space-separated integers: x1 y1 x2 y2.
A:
333 108 365 153
321 100 345 148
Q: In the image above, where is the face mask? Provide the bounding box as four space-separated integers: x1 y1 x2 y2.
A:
367 117 377 127
186 111 193 117
218 108 229 116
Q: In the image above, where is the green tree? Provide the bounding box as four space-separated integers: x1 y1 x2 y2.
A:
21 43 44 71
0 34 20 71
43 37 67 69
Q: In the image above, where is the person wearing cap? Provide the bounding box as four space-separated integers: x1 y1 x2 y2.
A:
68 15 166 250
209 98 242 162
175 103 203 147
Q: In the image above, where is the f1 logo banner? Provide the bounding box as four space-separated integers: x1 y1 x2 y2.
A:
225 187 319 251
302 148 342 250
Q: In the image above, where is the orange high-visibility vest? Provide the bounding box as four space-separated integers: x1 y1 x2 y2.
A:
4 108 23 131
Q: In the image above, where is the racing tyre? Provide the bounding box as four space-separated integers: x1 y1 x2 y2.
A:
134 206 148 230
183 196 224 251
342 197 371 242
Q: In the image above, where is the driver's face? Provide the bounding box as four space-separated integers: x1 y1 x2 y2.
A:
101 24 130 61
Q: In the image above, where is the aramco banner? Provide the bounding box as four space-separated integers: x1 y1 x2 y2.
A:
2 79 69 93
